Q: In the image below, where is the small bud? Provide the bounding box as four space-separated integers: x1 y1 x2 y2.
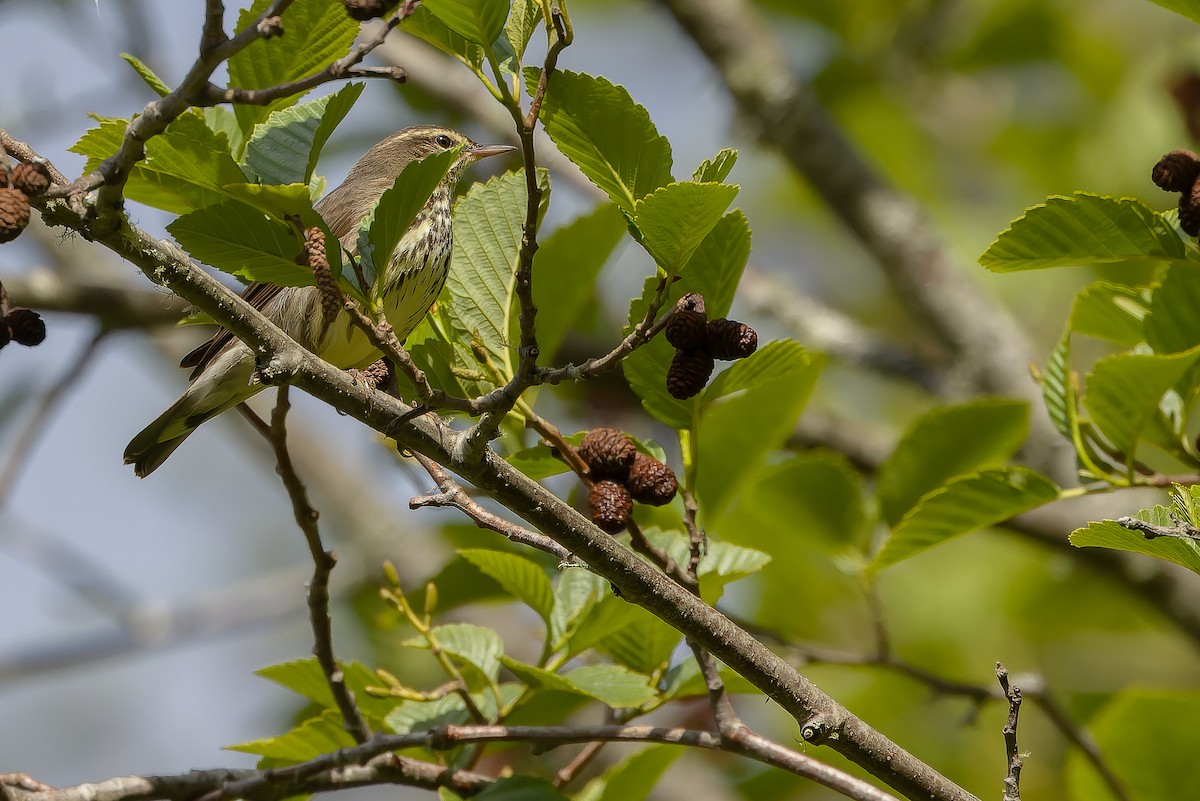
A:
6 308 45 346
578 427 637 480
11 162 51 197
1153 150 1200 192
666 349 715 399
423 582 438 617
0 187 31 244
588 479 633 533
382 560 401 587
626 452 679 506
706 318 758 360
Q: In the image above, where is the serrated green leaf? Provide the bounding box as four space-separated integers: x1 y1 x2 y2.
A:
403 6 488 74
442 169 538 375
877 398 1031 527
980 193 1186 272
523 203 626 361
70 112 245 215
384 694 471 734
167 200 310 286
256 658 397 722
632 181 738 275
504 0 542 62
458 548 555 624
501 657 580 694
1066 690 1200 801
693 149 737 183
242 83 364 186
563 664 658 708
597 612 681 676
1068 281 1148 347
1070 520 1200 575
549 566 607 648
743 453 868 554
222 182 319 221
227 709 355 761
1145 264 1200 354
357 147 460 295
623 211 752 428
580 746 680 801
405 623 504 681
696 341 820 524
424 0 509 46
121 53 170 97
871 467 1060 572
474 777 570 801
528 69 673 211
228 0 359 135
1082 346 1200 472
1043 330 1076 442
204 107 245 159
564 595 645 657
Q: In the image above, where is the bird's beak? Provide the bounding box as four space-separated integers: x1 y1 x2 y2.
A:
469 143 518 160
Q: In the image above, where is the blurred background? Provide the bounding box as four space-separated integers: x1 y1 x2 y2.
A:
2 1 1200 799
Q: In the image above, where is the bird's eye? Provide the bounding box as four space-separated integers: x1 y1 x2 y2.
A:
434 134 454 148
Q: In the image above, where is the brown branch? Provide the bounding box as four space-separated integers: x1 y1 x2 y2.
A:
996 664 1023 801
265 386 371 744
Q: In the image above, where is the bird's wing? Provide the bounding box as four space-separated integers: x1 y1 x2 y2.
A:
179 281 288 379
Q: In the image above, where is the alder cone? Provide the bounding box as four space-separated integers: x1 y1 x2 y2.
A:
578 427 637 480
11 162 51 197
342 0 397 20
0 188 30 244
626 452 678 506
706 318 758 360
6 308 45 346
666 349 715 399
588 479 633 533
1153 149 1200 192
1180 181 1200 237
665 308 708 350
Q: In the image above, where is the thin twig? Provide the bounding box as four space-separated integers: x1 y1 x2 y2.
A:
997 663 1023 801
265 386 371 744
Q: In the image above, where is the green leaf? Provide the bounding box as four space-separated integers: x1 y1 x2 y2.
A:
121 52 170 96
877 398 1031 527
167 200 309 286
242 83 364 186
549 566 607 648
697 538 773 603
579 745 681 801
1145 264 1200 354
405 623 504 681
632 181 739 275
1066 690 1200 801
622 211 752 428
228 0 359 135
596 609 681 676
870 467 1060 572
1042 330 1076 442
979 193 1186 272
384 694 471 734
474 777 570 801
356 147 460 295
528 68 673 211
403 6 488 74
442 169 535 374
70 112 245 215
1082 346 1200 471
222 182 320 222
424 0 509 46
504 0 542 62
563 664 657 708
659 657 761 702
228 709 355 762
692 149 737 183
1068 281 1148 347
743 453 868 554
458 548 555 624
256 658 397 722
1143 0 1200 26
527 203 626 360
696 341 821 524
1070 520 1200 576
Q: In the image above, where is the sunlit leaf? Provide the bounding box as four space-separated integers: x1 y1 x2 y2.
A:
692 149 737 183
404 623 504 681
632 181 739 275
167 200 309 286
1068 281 1147 347
121 52 170 96
578 745 680 801
241 83 364 186
227 709 354 762
1145 263 1200 354
458 548 555 624
424 0 509 46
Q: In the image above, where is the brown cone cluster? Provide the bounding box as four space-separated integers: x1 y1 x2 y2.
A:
575 427 679 532
663 292 758 399
0 307 46 351
0 162 51 244
1153 150 1200 236
342 0 399 20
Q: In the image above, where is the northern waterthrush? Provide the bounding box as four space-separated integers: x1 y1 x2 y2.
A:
125 126 514 476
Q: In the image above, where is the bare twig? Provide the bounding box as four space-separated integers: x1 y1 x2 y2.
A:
997 664 1023 801
1116 515 1200 541
266 386 371 744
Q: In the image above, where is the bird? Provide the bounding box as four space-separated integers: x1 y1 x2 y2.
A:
124 125 515 477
